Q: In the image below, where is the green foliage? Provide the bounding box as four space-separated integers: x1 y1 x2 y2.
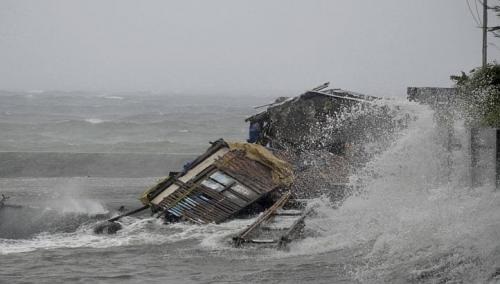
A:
490 2 500 37
451 63 500 127
450 71 469 85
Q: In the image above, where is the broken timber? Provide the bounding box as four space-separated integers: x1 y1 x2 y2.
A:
277 208 313 249
233 191 311 249
233 191 291 246
107 205 149 222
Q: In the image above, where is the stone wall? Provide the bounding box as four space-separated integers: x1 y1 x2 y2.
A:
408 87 498 189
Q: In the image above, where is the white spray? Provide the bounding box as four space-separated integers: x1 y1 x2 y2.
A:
291 100 500 282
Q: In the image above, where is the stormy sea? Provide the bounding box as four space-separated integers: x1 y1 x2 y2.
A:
0 91 499 283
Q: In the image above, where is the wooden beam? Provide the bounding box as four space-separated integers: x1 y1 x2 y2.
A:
233 191 291 247
277 208 313 250
107 205 149 222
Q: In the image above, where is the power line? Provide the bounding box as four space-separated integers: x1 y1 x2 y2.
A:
475 0 483 25
489 42 500 51
476 0 492 9
467 0 481 26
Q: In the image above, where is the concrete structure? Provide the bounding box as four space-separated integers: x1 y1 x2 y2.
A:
408 87 499 189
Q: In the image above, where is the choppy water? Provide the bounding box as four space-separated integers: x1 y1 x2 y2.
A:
0 92 499 283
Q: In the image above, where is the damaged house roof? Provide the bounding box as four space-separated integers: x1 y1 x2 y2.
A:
246 83 378 124
245 82 381 153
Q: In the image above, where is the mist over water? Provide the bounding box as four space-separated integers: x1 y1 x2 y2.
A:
0 92 267 177
0 94 499 283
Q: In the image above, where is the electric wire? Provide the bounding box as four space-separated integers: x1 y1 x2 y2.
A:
474 0 483 25
467 0 481 26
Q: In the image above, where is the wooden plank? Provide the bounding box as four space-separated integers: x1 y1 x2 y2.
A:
233 191 291 247
277 208 313 250
164 181 249 223
177 199 217 223
179 189 231 223
195 194 235 215
152 148 227 205
215 151 275 194
107 205 149 222
275 209 302 215
161 183 226 223
198 187 241 212
224 187 252 203
222 162 274 193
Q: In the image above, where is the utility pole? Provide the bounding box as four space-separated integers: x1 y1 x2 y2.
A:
472 0 489 188
497 129 499 190
481 0 500 191
482 0 488 67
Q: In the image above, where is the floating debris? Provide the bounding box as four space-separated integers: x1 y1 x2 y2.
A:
0 194 22 210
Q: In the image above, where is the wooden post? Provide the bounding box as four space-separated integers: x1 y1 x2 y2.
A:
471 127 479 187
446 126 453 183
483 0 488 67
496 128 500 190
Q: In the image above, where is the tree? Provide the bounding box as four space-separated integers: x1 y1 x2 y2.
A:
489 0 500 37
451 63 500 127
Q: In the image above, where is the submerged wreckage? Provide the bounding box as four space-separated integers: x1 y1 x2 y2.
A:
101 83 401 248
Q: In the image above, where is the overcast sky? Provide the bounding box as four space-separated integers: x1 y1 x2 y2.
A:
1 0 499 96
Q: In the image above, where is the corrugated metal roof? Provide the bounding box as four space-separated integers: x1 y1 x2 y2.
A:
246 87 379 122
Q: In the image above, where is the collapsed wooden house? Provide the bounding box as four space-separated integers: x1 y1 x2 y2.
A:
139 139 294 224
246 82 380 154
130 139 312 248
244 83 417 201
245 83 398 200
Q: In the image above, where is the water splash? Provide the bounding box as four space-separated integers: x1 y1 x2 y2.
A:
0 215 256 256
43 179 108 215
290 101 500 282
0 179 108 239
0 217 164 254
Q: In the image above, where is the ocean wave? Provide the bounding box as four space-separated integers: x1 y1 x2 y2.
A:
84 118 105 124
0 217 165 255
102 96 124 100
0 152 195 177
0 214 257 256
282 102 500 282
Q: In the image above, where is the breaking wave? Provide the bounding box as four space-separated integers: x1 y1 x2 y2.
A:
0 216 161 254
84 118 105 124
0 214 255 255
0 175 255 254
288 101 500 282
0 188 109 240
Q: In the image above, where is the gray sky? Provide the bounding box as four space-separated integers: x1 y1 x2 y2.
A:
1 0 499 97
